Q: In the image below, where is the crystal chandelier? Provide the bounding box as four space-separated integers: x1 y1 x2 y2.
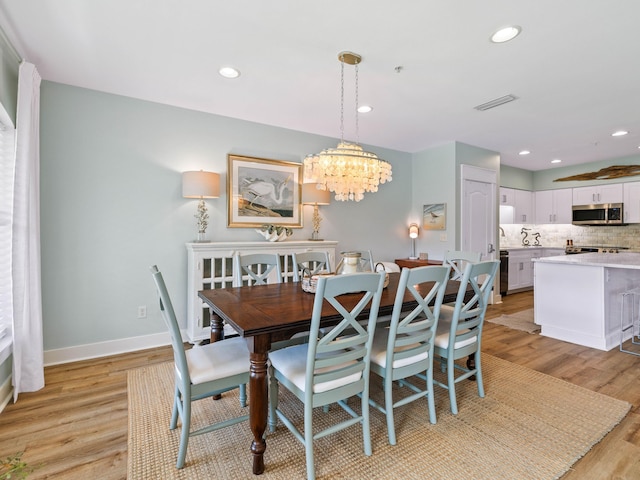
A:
304 52 392 202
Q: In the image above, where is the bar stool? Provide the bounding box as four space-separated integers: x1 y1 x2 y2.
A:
620 287 640 355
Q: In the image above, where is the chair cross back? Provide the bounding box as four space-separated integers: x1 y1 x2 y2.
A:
291 251 331 282
443 250 481 281
235 252 283 286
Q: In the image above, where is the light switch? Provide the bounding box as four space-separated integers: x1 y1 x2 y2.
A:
440 233 447 242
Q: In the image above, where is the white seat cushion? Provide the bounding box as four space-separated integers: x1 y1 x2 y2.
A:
184 337 250 385
434 307 477 349
270 344 362 394
370 330 428 369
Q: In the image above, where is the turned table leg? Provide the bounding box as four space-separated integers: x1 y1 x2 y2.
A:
246 335 270 475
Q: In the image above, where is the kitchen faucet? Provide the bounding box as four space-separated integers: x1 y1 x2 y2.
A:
499 227 505 237
521 227 531 246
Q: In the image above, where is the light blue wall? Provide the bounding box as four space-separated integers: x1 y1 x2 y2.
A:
39 82 413 351
411 143 456 258
410 142 499 259
0 32 18 125
500 165 534 190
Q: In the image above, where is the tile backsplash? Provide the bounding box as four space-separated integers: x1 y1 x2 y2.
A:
500 223 640 250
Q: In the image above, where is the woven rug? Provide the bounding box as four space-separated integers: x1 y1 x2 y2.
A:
128 355 629 479
487 308 540 334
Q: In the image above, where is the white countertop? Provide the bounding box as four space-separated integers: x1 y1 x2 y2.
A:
533 252 640 269
503 246 564 251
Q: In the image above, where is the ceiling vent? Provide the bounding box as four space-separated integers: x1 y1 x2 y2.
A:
474 94 518 111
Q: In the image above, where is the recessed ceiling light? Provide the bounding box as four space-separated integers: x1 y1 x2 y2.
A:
357 105 373 113
611 130 628 137
490 26 522 43
551 159 562 164
219 66 240 79
519 150 530 155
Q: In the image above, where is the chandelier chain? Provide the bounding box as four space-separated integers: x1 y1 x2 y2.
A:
340 57 345 143
355 62 359 144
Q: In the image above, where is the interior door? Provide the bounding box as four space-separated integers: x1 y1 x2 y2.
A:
460 165 497 262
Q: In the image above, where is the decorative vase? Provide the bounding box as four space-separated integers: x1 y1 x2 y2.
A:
196 231 207 243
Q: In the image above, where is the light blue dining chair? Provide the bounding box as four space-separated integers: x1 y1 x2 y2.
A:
368 265 450 445
291 251 332 281
268 271 386 480
234 252 283 286
432 260 499 414
443 250 481 280
150 265 250 469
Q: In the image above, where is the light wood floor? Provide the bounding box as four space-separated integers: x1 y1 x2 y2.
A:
2 291 640 479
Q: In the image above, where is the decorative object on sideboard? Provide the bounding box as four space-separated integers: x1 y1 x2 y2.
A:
255 224 292 242
182 170 220 242
408 223 419 259
303 51 392 202
302 183 331 241
227 153 302 228
554 165 640 182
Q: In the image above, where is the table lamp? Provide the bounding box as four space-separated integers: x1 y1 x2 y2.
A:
408 223 419 259
182 170 220 242
302 183 331 240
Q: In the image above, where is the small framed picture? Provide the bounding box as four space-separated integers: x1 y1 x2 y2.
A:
423 203 446 230
227 154 302 228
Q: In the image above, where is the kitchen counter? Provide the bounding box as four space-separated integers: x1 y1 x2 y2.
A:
533 252 640 269
533 252 640 350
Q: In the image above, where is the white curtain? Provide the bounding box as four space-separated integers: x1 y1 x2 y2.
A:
12 61 43 400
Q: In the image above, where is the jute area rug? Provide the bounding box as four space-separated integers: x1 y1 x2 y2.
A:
128 355 629 479
487 308 540 334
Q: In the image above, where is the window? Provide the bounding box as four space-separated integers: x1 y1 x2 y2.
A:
0 108 16 337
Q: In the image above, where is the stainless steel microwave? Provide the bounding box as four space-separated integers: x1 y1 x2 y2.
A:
572 203 625 225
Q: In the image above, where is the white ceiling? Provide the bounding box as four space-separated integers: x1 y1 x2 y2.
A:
1 1 639 171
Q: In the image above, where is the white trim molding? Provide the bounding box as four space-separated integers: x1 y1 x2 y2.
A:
44 331 173 366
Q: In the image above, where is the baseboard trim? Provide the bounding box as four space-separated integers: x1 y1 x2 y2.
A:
43 331 173 366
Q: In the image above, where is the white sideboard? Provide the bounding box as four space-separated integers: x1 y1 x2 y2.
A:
186 240 338 343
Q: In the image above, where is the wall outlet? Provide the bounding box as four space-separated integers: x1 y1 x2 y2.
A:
440 233 447 242
137 305 147 319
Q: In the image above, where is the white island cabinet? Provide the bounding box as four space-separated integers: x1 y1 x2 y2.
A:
533 252 640 350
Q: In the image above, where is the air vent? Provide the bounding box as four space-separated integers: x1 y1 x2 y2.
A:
474 94 518 111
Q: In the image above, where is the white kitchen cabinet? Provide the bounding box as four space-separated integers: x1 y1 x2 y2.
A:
623 181 640 223
507 248 541 292
534 188 572 224
573 184 623 205
499 188 533 224
186 240 338 343
514 189 534 223
499 187 515 206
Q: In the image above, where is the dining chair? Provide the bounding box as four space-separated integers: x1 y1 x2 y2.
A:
291 251 332 282
443 250 481 280
150 265 250 469
368 265 450 445
234 252 283 286
432 260 499 414
268 271 386 480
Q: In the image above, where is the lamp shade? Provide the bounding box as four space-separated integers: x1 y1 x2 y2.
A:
409 223 419 238
302 183 331 205
182 171 220 198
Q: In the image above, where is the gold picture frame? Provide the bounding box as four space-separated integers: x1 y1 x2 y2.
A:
227 154 302 228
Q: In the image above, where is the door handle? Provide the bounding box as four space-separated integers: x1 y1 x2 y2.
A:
488 243 495 254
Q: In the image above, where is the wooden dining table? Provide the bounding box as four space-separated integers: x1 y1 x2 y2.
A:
198 272 467 475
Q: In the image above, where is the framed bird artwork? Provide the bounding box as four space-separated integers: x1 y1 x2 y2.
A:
227 154 302 228
423 203 446 230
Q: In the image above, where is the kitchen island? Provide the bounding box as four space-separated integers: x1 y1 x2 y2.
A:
533 252 640 350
